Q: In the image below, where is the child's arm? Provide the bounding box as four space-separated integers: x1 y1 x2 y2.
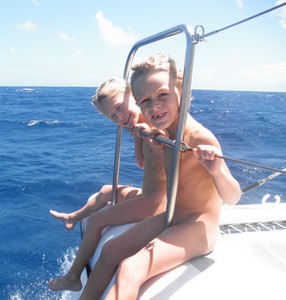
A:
193 145 241 205
132 135 144 168
146 127 167 158
130 123 152 168
130 124 149 169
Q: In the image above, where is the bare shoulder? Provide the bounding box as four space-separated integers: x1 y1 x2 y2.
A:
186 116 220 148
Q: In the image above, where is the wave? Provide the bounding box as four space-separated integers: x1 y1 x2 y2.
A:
17 88 34 92
5 247 84 300
25 119 92 128
26 120 66 127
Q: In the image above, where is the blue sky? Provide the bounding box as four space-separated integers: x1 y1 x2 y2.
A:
1 0 286 91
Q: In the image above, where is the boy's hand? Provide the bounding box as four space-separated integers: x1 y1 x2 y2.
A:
129 123 150 138
148 128 167 147
131 126 167 157
145 128 167 157
192 145 222 176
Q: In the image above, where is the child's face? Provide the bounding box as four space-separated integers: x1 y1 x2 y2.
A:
134 71 180 130
100 94 140 128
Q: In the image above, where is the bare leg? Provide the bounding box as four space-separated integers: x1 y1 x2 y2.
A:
48 211 104 291
50 191 103 231
49 210 79 231
79 213 166 300
106 216 219 299
50 185 141 231
48 187 143 292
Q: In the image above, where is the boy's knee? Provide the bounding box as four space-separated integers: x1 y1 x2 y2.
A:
87 192 98 203
97 185 113 201
117 259 131 279
114 257 143 297
118 257 141 284
100 184 113 194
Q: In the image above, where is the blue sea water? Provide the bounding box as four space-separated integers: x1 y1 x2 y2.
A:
0 86 285 299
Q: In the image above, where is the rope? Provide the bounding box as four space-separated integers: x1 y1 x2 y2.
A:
139 129 286 175
196 2 286 41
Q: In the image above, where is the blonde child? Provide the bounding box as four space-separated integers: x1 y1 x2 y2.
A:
49 78 165 231
48 78 167 292
78 54 241 299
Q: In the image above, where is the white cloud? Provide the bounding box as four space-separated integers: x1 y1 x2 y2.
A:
9 47 16 53
17 21 39 32
95 11 139 46
240 61 286 86
74 48 82 56
275 0 286 29
32 0 40 5
235 0 244 9
58 33 76 41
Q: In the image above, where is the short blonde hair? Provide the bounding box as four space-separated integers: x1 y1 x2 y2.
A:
130 53 183 99
92 78 130 114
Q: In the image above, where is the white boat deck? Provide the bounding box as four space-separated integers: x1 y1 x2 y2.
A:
138 230 286 299
80 203 286 300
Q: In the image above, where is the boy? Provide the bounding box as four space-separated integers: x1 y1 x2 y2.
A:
78 54 241 299
49 78 164 231
48 78 167 292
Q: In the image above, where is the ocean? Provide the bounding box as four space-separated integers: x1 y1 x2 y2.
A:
0 86 285 299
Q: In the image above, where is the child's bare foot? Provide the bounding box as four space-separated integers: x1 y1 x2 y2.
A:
48 274 82 291
50 210 76 231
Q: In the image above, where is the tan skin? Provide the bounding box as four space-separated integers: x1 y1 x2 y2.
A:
49 91 165 230
75 70 241 299
49 185 142 231
50 70 240 298
98 70 241 299
48 90 167 292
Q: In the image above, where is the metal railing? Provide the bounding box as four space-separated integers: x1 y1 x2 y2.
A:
111 24 196 228
110 3 286 229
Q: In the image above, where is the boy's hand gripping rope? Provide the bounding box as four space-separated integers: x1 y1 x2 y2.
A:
138 129 286 175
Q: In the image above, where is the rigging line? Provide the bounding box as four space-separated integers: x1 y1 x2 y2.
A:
213 154 286 174
241 167 286 194
138 129 286 175
199 2 286 40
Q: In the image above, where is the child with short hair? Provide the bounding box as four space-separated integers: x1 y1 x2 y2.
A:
48 78 167 292
49 78 164 230
77 54 241 300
